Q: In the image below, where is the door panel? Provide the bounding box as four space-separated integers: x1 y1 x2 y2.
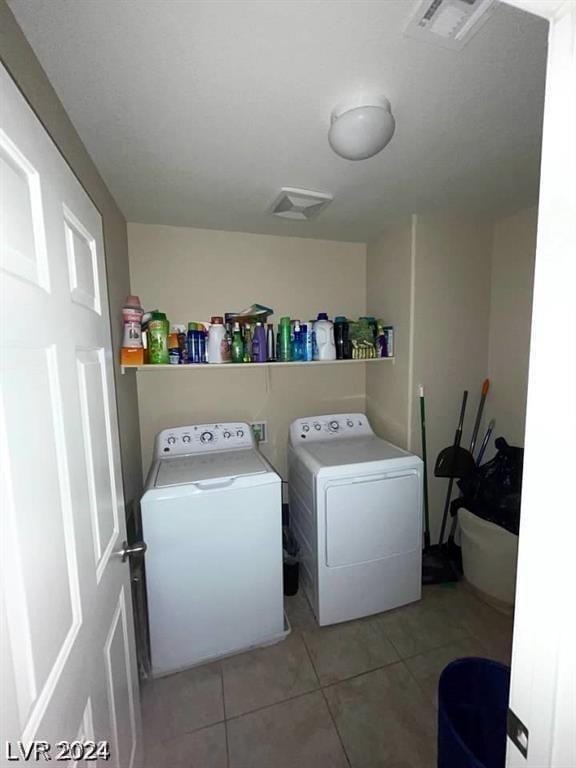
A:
0 62 140 766
1 346 81 726
76 348 119 578
0 128 49 289
104 589 137 768
325 473 420 567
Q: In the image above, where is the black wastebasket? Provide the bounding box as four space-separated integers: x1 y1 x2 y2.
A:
282 526 300 596
438 657 510 768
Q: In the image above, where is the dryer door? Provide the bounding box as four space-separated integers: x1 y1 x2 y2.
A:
324 471 421 567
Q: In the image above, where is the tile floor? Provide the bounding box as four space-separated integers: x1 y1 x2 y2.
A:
139 583 513 768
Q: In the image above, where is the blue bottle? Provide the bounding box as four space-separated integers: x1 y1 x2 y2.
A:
302 324 313 361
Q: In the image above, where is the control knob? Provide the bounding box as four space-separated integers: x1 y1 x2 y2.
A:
236 429 244 438
223 431 232 439
200 431 214 443
167 436 176 445
329 420 340 431
347 420 354 428
302 424 310 433
314 423 321 431
182 434 191 443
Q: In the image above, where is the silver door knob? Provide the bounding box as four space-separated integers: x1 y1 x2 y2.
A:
118 540 147 563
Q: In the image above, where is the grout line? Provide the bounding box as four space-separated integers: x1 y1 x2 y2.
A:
219 663 232 768
320 685 352 768
299 626 322 689
224 688 321 724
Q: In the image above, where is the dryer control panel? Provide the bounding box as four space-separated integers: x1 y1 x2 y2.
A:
289 413 374 445
154 422 256 456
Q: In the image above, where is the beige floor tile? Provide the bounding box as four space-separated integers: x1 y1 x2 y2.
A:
424 583 514 660
141 663 224 746
227 691 348 768
302 617 399 686
284 591 317 632
143 722 227 768
221 633 319 718
404 636 490 705
373 594 469 659
325 662 436 768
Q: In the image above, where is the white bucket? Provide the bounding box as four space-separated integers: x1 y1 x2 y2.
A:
459 508 518 609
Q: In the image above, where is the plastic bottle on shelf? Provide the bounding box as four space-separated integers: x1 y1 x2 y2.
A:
334 316 350 360
121 295 144 365
243 325 253 363
252 322 267 363
147 312 169 364
278 317 292 362
207 316 230 364
266 324 276 361
313 313 336 361
231 322 245 363
168 332 180 364
302 323 313 362
292 321 304 361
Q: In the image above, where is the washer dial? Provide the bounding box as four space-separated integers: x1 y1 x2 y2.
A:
200 431 214 443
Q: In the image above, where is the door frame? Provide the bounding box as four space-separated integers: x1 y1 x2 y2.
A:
499 1 576 765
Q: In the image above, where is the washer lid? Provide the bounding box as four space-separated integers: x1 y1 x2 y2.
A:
154 448 270 488
303 437 411 468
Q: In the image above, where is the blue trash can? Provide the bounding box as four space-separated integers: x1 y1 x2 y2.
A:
438 657 511 768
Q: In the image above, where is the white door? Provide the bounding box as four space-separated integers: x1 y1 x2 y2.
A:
0 63 141 768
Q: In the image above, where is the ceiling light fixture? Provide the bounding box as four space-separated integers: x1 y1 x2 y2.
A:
328 95 395 161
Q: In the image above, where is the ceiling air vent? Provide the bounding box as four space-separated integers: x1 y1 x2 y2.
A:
404 0 496 50
269 187 333 221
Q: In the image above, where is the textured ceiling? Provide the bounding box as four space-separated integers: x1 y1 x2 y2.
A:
9 0 547 242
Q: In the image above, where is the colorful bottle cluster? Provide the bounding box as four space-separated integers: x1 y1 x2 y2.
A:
120 299 394 365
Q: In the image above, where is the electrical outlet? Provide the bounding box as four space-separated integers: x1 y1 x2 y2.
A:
250 421 268 444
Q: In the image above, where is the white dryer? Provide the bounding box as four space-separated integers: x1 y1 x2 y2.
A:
141 422 285 677
288 413 423 626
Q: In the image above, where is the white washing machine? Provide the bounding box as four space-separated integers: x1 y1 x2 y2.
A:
141 422 285 677
288 413 423 626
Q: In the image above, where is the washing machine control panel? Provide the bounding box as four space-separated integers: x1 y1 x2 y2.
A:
290 413 374 444
154 423 256 455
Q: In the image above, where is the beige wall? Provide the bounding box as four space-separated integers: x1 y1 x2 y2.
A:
366 217 414 448
410 215 494 542
366 210 536 543
488 207 537 451
128 224 366 477
0 2 142 505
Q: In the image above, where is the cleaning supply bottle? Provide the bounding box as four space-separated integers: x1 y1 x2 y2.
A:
334 316 350 360
302 323 313 361
148 311 169 364
266 323 276 361
207 316 230 364
278 317 291 362
121 295 144 365
252 322 267 363
291 321 303 361
309 320 318 361
231 322 244 363
243 324 253 363
313 313 336 361
168 332 180 364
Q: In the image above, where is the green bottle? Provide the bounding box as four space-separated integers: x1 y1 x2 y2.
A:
243 324 253 363
231 322 245 363
278 316 291 362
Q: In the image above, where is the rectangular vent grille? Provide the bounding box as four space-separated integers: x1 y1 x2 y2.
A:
405 0 495 50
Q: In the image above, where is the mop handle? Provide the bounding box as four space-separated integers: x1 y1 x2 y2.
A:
469 379 490 454
419 386 431 550
476 419 495 465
